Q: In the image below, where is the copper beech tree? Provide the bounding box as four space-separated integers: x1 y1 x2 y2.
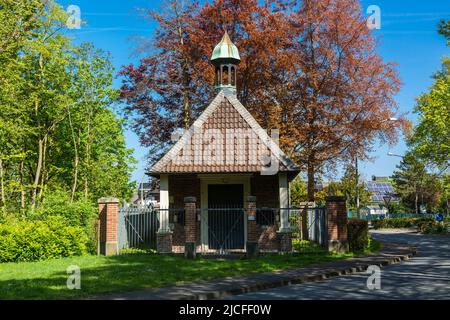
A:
120 0 407 200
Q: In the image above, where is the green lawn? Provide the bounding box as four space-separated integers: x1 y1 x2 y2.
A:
0 251 354 299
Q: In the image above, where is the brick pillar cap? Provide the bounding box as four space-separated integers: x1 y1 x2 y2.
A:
98 197 120 204
326 196 346 202
184 196 196 203
247 196 257 202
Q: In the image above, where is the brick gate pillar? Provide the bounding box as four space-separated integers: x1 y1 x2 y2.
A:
156 206 173 253
246 196 259 258
184 196 197 259
325 196 349 253
98 197 119 256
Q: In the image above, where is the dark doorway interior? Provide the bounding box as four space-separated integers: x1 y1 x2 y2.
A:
207 184 244 250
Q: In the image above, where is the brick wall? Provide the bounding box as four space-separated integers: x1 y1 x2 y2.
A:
98 197 119 256
169 174 201 207
279 232 292 252
326 196 349 253
251 174 279 208
250 174 280 251
157 232 173 253
168 173 284 253
169 174 201 250
326 196 348 242
258 225 280 251
184 197 197 243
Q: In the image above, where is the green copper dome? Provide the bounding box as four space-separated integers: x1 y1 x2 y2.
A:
210 31 240 62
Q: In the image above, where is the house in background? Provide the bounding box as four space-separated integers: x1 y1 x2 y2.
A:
149 31 300 254
365 176 400 204
130 182 160 206
359 205 388 216
361 176 400 216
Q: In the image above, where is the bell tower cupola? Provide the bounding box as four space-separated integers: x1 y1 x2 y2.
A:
210 30 240 96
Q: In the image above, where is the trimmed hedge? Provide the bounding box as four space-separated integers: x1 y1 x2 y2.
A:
371 218 418 229
372 218 428 230
0 216 89 263
371 217 448 234
347 218 369 252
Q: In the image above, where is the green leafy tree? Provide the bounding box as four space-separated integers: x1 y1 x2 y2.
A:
339 166 371 212
0 1 136 215
391 152 443 214
312 166 371 210
439 20 450 44
290 177 308 206
408 21 450 171
314 181 343 206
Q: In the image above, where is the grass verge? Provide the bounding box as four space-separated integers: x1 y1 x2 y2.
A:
1 251 354 299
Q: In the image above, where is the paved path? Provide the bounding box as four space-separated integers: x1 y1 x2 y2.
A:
225 230 450 300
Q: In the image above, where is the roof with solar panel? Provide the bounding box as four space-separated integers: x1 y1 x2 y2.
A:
364 178 400 203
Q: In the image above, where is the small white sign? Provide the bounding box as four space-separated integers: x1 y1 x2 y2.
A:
66 265 81 290
248 216 256 221
366 265 381 290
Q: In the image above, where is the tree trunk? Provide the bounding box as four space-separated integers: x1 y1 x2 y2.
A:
355 156 360 217
71 154 79 202
84 113 92 199
301 206 309 241
20 160 25 209
181 49 190 129
415 192 419 215
307 157 315 202
174 3 190 129
37 134 48 201
68 114 79 203
31 138 43 209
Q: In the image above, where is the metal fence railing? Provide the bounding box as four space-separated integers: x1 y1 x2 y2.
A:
118 206 185 252
117 205 329 254
288 207 327 246
198 206 245 254
358 213 437 220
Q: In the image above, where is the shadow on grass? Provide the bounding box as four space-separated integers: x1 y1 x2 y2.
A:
0 252 349 300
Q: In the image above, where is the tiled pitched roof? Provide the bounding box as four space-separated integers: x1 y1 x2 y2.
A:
149 91 299 174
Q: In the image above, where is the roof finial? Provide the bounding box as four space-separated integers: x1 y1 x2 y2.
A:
210 30 240 96
210 30 240 62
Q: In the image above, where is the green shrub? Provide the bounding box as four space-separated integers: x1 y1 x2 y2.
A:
119 248 156 255
370 217 448 234
31 191 97 229
347 218 369 252
30 191 98 253
0 216 89 262
416 220 448 234
292 239 326 254
371 218 425 229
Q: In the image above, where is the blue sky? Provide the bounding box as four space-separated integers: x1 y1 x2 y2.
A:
59 0 449 183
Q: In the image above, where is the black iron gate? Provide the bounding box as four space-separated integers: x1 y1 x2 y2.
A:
198 206 245 254
118 205 159 251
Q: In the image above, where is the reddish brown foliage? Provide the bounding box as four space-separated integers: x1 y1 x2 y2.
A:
120 0 404 200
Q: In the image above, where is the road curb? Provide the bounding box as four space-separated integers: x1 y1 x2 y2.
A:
94 241 417 300
190 243 417 300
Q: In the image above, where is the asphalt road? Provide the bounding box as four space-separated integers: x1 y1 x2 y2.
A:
225 230 450 300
